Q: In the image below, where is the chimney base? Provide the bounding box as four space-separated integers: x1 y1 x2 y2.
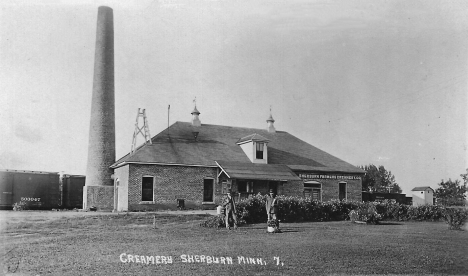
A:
83 185 114 211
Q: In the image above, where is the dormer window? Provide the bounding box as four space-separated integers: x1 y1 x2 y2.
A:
256 143 264 159
236 133 269 164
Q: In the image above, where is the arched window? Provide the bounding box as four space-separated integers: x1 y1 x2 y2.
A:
339 182 347 201
142 176 154 201
304 181 322 201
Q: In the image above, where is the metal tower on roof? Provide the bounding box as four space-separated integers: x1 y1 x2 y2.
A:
131 108 152 154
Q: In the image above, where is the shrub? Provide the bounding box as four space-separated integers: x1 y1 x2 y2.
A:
444 207 468 230
328 200 358 221
236 193 267 223
369 200 445 222
12 201 28 211
349 202 381 224
374 200 401 220
395 204 410 220
404 205 445 221
204 194 459 227
234 194 361 223
277 196 308 222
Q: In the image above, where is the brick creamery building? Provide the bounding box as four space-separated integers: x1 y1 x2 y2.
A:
110 107 364 211
111 107 364 211
82 6 363 211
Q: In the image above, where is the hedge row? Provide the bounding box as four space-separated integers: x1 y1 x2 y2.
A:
233 194 465 224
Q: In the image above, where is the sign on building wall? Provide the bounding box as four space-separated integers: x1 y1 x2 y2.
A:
298 174 361 180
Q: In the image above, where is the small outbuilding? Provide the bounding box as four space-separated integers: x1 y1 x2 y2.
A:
411 186 434 206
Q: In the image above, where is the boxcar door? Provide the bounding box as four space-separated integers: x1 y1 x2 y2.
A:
0 172 13 208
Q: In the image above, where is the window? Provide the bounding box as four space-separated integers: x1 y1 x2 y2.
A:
142 176 154 201
203 179 214 202
304 182 321 201
339 182 347 200
256 143 264 159
221 179 232 194
221 179 227 194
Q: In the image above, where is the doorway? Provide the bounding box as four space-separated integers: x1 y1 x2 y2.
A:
113 179 119 211
268 181 279 195
203 179 214 202
339 182 347 200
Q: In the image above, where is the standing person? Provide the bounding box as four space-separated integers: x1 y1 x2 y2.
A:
266 189 278 221
222 189 238 230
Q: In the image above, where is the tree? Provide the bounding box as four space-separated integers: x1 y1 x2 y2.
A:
461 168 468 185
435 178 467 206
359 164 402 193
462 168 468 205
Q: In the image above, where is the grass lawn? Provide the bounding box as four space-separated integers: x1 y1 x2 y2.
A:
1 212 467 275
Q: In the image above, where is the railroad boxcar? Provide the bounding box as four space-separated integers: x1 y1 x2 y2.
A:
362 191 409 205
0 170 61 210
62 174 86 209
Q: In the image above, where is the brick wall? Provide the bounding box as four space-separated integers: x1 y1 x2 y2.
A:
299 178 362 201
215 177 360 201
346 179 362 201
83 185 114 211
119 164 363 211
281 180 305 196
127 164 218 211
318 179 361 201
85 7 115 188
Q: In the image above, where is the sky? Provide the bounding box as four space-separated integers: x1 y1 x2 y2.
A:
0 0 467 195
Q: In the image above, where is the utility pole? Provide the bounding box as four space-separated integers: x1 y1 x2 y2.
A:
167 105 170 137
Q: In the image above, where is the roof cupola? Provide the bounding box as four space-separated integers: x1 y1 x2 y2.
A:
191 98 201 127
266 109 276 133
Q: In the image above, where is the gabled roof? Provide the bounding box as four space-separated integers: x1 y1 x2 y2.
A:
216 161 301 181
411 186 434 192
111 121 364 174
237 133 270 144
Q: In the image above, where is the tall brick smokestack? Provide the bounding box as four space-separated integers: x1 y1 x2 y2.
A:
84 6 115 210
